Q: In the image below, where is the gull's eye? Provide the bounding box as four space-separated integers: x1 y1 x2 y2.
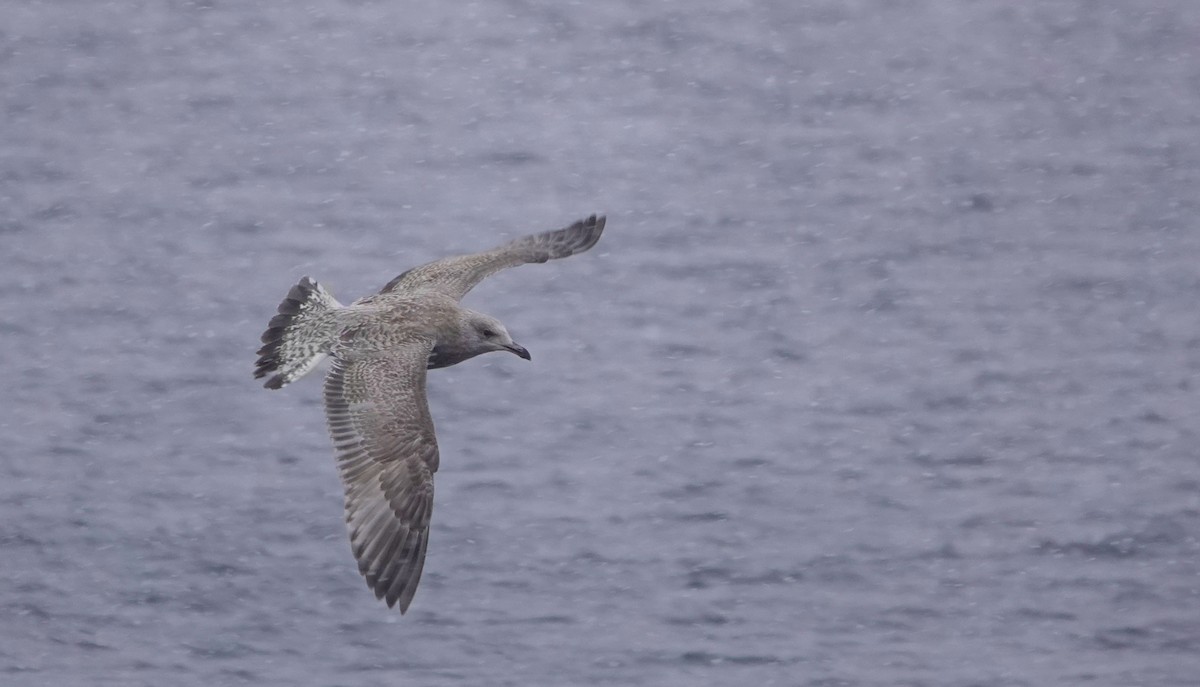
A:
481 328 496 338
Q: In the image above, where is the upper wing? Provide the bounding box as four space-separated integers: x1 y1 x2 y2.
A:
378 214 606 301
323 335 440 613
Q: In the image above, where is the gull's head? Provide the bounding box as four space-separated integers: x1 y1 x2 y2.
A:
466 312 531 361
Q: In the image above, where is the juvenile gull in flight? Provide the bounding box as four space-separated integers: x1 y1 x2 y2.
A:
254 215 606 613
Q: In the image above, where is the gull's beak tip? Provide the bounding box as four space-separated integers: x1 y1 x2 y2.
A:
508 343 532 361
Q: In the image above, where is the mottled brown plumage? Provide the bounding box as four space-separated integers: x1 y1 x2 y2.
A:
256 215 605 612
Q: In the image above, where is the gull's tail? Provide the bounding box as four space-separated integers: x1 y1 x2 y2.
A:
254 277 343 389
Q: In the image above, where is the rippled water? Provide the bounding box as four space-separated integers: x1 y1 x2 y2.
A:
3 2 1199 685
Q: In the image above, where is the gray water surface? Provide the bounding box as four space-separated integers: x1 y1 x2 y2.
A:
2 2 1199 686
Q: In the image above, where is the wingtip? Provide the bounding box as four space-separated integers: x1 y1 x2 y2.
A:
573 213 606 252
587 213 606 233
374 581 414 614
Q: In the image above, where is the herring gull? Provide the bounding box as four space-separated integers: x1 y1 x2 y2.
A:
254 215 606 612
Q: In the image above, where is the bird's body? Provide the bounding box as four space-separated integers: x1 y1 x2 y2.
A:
254 215 605 613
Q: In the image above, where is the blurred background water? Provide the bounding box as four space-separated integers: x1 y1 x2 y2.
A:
2 1 1199 685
